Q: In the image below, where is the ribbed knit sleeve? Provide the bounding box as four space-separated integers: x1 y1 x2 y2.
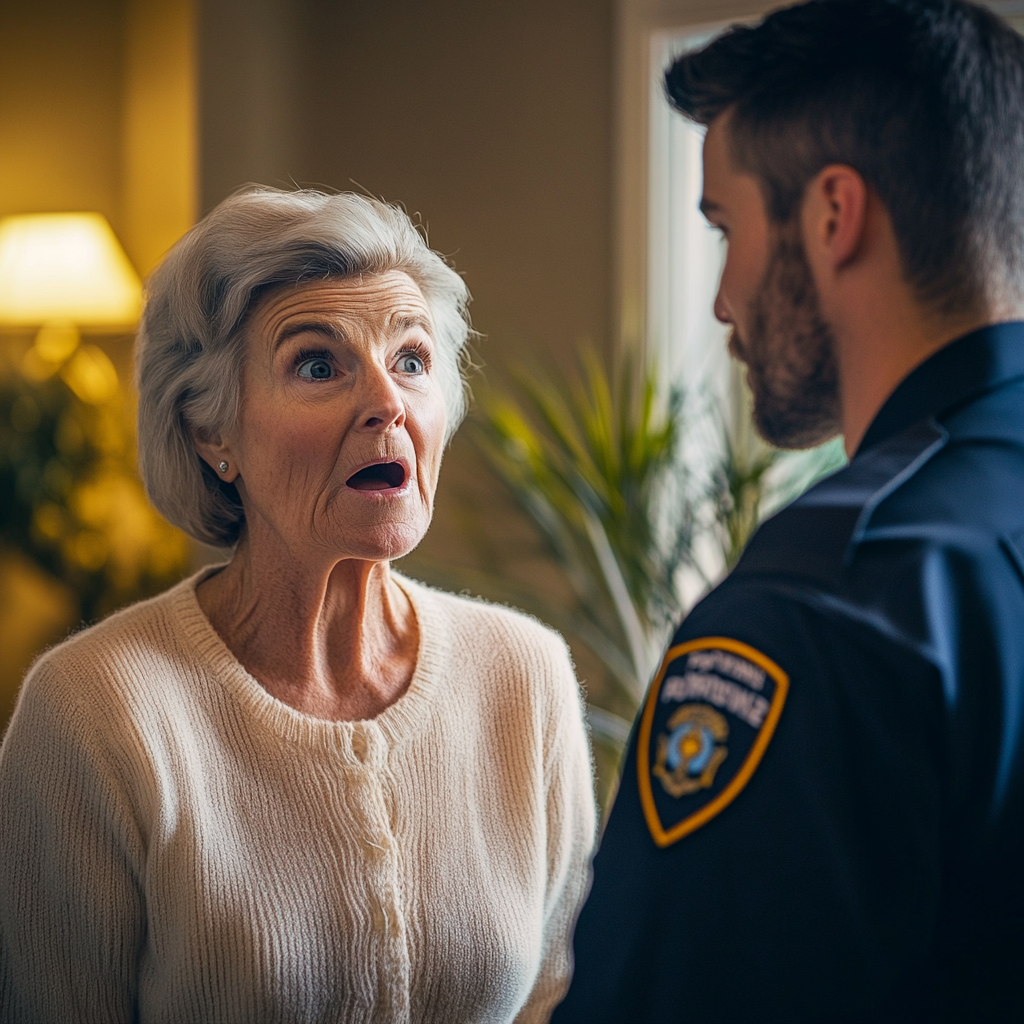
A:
514 636 597 1024
0 658 145 1024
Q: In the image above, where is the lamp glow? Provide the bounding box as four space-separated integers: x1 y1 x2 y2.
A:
0 213 142 329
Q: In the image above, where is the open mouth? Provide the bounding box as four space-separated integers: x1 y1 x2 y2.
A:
346 461 408 492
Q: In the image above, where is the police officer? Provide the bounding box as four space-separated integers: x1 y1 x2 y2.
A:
553 1 1024 1020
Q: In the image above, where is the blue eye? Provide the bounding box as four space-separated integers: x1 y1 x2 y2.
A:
297 357 333 380
397 353 425 374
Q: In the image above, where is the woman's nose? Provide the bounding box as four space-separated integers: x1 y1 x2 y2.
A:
357 364 405 431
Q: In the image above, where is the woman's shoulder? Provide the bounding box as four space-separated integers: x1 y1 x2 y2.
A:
398 574 570 659
396 576 591 770
14 572 204 714
395 573 584 720
1 573 211 785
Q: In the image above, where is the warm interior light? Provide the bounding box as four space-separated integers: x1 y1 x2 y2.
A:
0 213 142 329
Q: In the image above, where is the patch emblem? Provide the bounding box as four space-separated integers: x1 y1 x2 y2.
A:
638 637 788 847
653 703 729 797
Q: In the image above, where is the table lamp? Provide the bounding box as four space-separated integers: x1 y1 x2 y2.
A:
0 212 142 404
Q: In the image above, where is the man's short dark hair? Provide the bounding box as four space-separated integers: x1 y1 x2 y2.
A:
666 0 1024 315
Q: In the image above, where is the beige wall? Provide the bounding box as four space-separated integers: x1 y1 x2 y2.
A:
199 0 616 373
0 0 124 226
121 0 197 275
0 0 196 274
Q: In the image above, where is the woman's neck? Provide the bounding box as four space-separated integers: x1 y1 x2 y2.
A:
196 537 418 722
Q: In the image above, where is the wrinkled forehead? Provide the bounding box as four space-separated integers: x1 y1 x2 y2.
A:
245 270 434 345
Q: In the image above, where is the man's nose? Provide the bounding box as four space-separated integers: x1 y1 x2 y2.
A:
713 285 732 325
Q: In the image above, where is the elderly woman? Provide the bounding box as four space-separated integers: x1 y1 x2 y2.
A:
0 189 596 1023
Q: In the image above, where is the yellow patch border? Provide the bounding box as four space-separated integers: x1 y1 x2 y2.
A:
638 636 789 848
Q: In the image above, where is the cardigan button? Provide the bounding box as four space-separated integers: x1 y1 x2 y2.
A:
351 728 368 762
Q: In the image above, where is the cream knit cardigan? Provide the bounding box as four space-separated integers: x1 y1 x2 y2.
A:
0 570 596 1024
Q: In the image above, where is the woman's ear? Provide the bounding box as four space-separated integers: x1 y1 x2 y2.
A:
191 426 239 483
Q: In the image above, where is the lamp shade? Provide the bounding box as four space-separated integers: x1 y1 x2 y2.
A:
0 213 142 329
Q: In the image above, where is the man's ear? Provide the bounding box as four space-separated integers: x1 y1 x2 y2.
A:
191 426 238 483
801 164 869 273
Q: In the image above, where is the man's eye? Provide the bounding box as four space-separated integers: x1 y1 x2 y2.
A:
397 353 425 374
297 357 333 380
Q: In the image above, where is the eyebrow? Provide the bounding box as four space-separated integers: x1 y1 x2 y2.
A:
273 321 344 350
272 312 433 351
390 314 434 337
699 196 723 218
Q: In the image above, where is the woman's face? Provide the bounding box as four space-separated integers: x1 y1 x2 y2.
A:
217 271 447 563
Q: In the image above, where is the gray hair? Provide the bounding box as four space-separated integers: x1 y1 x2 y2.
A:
135 188 472 547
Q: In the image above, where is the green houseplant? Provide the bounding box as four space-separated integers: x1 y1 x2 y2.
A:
474 350 695 715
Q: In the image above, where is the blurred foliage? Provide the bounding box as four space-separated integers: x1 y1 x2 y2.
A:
709 420 779 572
474 349 694 712
0 331 190 627
708 384 847 570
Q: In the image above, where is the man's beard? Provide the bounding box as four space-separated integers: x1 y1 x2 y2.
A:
729 221 841 449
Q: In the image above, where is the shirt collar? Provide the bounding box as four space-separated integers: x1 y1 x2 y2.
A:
856 321 1024 455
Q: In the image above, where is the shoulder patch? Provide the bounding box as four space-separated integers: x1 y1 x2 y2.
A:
637 637 788 847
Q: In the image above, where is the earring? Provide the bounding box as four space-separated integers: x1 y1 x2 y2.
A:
218 461 229 474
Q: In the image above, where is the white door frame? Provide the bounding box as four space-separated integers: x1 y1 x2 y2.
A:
613 0 770 359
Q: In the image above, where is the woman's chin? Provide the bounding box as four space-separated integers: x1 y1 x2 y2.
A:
334 523 429 564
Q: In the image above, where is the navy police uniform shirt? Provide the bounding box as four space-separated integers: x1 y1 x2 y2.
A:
553 323 1024 1023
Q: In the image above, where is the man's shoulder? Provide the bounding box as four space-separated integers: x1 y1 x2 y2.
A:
877 387 1024 539
739 403 1024 589
736 418 948 589
683 407 1024 676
